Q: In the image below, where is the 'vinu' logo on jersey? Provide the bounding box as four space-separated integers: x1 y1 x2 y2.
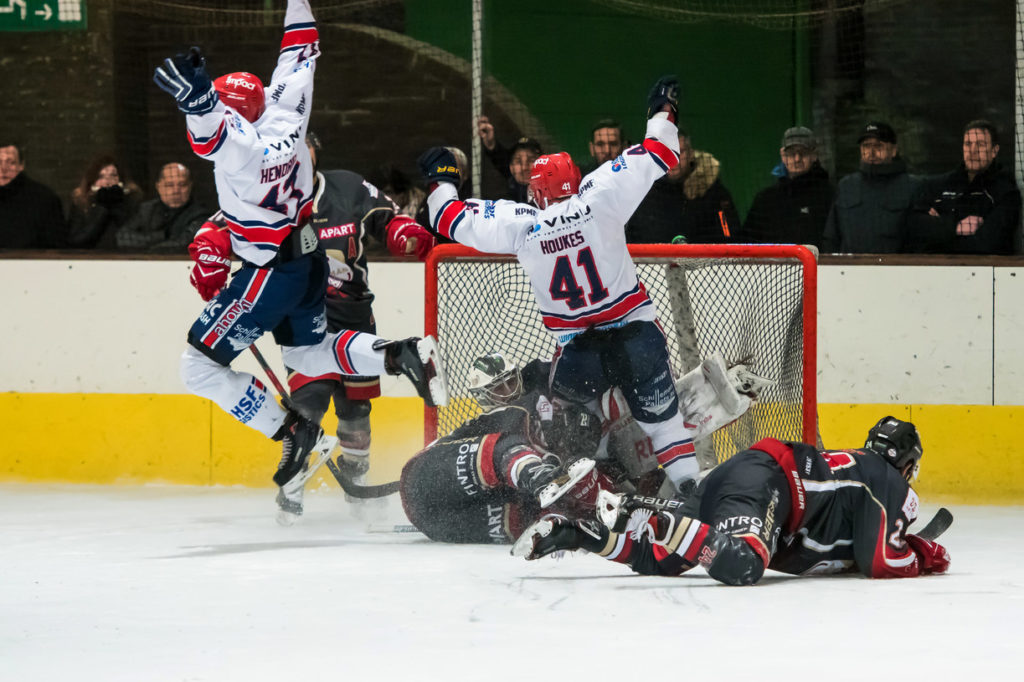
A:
541 205 591 228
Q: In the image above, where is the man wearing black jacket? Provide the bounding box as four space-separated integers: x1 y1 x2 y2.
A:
0 143 67 248
822 122 921 254
906 120 1021 254
740 126 833 248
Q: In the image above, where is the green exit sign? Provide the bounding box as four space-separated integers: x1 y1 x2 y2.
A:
0 1 86 31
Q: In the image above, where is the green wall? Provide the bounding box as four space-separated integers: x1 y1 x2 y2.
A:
407 0 806 217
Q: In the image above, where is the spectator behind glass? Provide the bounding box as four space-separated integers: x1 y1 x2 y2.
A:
740 126 833 248
116 162 208 252
476 116 542 202
579 118 625 175
68 155 142 249
625 131 740 244
906 119 1022 254
0 143 67 248
822 122 921 253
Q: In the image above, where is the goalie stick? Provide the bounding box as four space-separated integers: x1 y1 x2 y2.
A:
915 507 953 542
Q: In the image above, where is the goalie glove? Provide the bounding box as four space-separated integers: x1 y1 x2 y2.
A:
154 47 219 116
417 146 462 187
905 534 951 575
647 74 680 121
385 215 436 261
188 223 232 301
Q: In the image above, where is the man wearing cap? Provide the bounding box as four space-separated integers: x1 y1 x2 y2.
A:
740 126 833 248
823 121 921 253
906 119 1021 254
477 116 543 203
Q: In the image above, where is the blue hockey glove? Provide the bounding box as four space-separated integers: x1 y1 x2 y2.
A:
417 146 462 186
154 47 219 116
647 75 680 120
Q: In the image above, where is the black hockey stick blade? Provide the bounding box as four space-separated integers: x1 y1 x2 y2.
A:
916 507 953 541
324 458 400 499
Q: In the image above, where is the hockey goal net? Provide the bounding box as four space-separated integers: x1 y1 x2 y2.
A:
425 243 817 467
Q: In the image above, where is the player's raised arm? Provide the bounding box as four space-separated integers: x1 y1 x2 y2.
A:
267 0 320 105
153 46 266 174
418 146 534 255
585 75 682 227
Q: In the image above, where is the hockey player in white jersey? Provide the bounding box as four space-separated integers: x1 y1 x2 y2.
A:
418 76 700 493
154 0 447 520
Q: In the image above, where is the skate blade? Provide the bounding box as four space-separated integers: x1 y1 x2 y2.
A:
418 336 450 407
283 434 339 493
537 458 596 508
276 509 300 526
510 517 554 558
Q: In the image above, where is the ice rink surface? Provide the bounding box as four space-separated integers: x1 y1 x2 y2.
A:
2 483 1021 681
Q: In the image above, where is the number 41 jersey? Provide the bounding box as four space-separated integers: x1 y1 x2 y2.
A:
426 116 680 346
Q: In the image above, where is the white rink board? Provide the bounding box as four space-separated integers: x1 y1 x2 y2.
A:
817 265 994 404
0 259 424 397
994 268 1024 405
1 259 1021 405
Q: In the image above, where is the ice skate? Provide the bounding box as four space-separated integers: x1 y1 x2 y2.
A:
339 453 370 505
377 336 450 407
272 411 337 525
275 483 304 526
511 513 607 560
535 458 598 508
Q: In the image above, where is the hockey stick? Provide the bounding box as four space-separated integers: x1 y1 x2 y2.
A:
915 507 953 542
249 345 293 409
324 457 400 499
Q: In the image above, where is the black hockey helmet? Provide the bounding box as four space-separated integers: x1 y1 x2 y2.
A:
467 353 523 409
864 416 923 480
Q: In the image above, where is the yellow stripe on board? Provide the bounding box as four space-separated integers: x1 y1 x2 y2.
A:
0 394 425 488
1 394 1022 504
818 404 1024 504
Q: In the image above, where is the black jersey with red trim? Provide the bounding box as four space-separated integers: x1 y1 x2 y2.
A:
310 169 399 303
751 438 924 578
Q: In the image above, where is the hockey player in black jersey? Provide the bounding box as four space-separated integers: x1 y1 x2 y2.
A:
399 353 610 543
513 416 951 584
278 133 438 516
398 350 768 544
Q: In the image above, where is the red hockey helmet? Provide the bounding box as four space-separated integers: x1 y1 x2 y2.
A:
528 152 582 209
213 72 266 123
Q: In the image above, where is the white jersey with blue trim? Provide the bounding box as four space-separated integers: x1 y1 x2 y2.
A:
183 0 319 266
426 115 680 344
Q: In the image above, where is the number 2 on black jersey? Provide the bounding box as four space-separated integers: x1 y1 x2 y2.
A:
549 247 609 310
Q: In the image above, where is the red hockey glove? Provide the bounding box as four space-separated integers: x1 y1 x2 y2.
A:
385 215 436 261
188 223 232 301
906 534 951 575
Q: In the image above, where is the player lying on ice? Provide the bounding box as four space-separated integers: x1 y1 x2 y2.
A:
396 350 769 544
512 416 951 585
153 0 448 521
417 76 708 499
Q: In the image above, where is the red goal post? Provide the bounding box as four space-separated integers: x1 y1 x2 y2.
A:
425 243 817 466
